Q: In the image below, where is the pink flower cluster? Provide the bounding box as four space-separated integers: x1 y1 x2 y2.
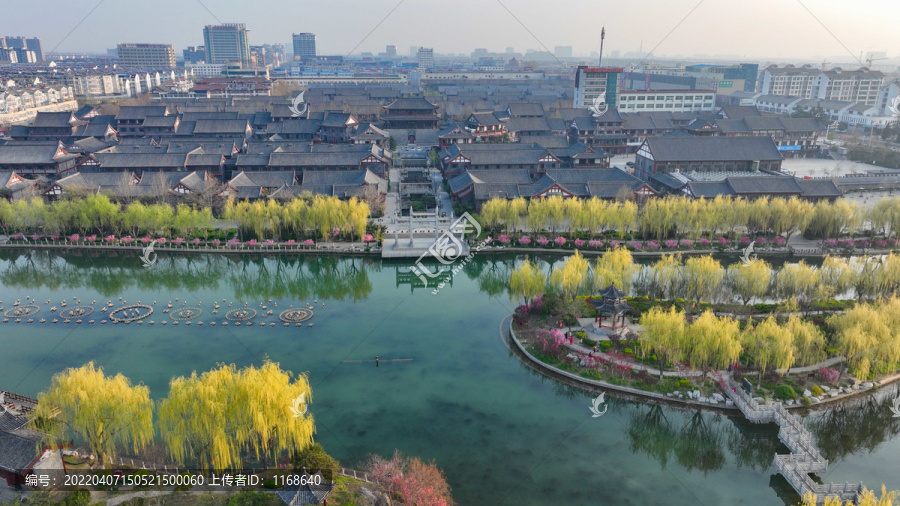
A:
574 238 585 247
755 237 767 245
303 239 315 245
554 236 567 247
629 241 643 250
718 237 730 246
588 240 604 248
518 236 531 245
498 235 511 244
665 240 678 249
363 233 374 242
697 238 710 246
646 241 660 250
773 236 786 246
536 236 550 246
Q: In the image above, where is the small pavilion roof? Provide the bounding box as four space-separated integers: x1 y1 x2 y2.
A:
596 283 626 299
587 298 632 314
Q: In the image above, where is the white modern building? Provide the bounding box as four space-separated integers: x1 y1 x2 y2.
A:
417 47 434 70
617 90 716 112
573 66 622 109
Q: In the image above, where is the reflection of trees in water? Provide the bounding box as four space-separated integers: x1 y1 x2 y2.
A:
0 250 372 301
627 406 733 475
723 417 780 472
230 256 372 302
463 256 517 299
806 384 900 461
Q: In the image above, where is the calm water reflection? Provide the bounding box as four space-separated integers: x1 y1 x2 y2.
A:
0 249 897 505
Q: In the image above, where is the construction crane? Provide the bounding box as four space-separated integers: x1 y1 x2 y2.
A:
820 59 830 70
865 56 888 68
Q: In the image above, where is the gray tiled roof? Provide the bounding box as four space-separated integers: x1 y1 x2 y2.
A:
95 153 188 169
726 176 801 194
0 428 44 473
384 97 437 110
643 136 783 162
0 145 76 164
115 106 168 120
31 112 78 128
191 120 250 135
795 178 842 197
229 171 298 188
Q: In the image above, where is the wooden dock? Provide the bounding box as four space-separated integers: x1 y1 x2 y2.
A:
726 381 863 504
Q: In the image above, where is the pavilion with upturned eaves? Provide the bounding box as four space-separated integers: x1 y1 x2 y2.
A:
588 284 632 330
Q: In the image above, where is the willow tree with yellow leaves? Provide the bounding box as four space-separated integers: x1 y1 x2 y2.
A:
550 250 589 302
728 259 772 305
803 486 898 506
649 254 683 300
34 362 154 468
509 260 547 304
829 298 900 380
592 247 638 294
682 255 725 311
743 316 794 385
239 361 316 469
639 306 687 379
685 311 742 379
785 315 826 371
775 260 821 313
158 361 315 470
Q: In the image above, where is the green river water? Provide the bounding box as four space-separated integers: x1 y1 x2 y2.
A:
1 249 899 505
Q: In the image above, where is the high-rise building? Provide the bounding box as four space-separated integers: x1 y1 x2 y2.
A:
183 46 206 64
409 46 417 58
574 65 622 109
385 45 397 57
417 47 434 70
292 33 316 60
1 37 43 61
117 43 176 68
506 47 515 53
554 46 573 58
203 24 251 65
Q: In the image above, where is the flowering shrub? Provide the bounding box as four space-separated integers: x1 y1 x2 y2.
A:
303 239 315 246
104 235 115 243
192 238 201 246
120 236 133 244
839 239 855 249
68 234 80 242
50 235 60 241
535 328 565 357
10 233 25 241
609 240 620 249
536 236 550 246
574 238 585 247
498 235 511 244
665 240 678 249
588 240 604 248
227 238 240 246
264 239 275 247
876 239 888 248
773 236 786 246
247 239 257 246
363 233 374 243
212 239 221 247
646 241 660 250
890 238 899 247
718 237 730 246
679 239 693 248
824 238 838 248
755 237 767 245
85 235 97 243
856 239 871 248
155 237 166 245
697 238 710 247
518 236 532 245
285 239 296 246
554 236 567 247
172 238 184 246
30 234 40 242
739 236 751 246
629 241 643 250
141 236 151 244
816 367 840 384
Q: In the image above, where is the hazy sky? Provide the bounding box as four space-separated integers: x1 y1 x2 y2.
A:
10 0 898 62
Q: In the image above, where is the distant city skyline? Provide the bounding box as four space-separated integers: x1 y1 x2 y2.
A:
13 0 898 63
